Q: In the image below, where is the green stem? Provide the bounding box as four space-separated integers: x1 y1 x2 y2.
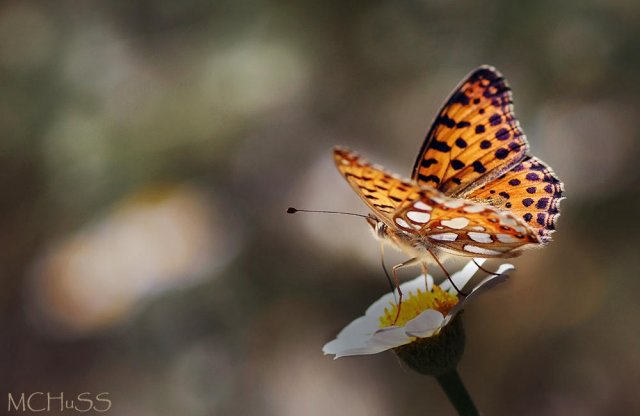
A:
435 369 479 416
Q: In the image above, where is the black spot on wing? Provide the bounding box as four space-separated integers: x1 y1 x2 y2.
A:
495 128 510 140
495 148 509 159
437 115 456 128
536 198 549 209
450 91 470 105
421 158 438 168
489 114 502 125
451 160 465 170
472 161 486 173
417 174 440 184
455 138 467 148
431 140 452 152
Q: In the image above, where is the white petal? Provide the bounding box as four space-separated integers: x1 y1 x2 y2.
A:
368 326 412 349
404 309 445 337
325 342 386 358
324 325 413 358
334 316 378 340
440 258 485 294
447 263 514 318
323 337 368 356
365 290 399 319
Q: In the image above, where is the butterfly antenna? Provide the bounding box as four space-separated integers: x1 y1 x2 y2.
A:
428 249 469 296
287 207 369 219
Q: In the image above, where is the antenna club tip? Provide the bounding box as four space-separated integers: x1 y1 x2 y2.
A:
286 207 297 214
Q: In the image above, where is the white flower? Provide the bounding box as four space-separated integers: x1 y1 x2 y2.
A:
323 259 514 358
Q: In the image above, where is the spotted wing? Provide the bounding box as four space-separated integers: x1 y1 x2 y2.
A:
464 156 564 243
412 66 528 196
334 147 422 227
394 193 540 258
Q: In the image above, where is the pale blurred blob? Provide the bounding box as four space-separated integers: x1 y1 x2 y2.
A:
62 24 140 100
29 184 241 336
201 39 309 115
0 3 56 71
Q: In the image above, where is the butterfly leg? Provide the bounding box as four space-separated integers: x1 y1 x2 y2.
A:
472 258 500 276
391 257 420 324
420 262 431 293
379 242 397 303
427 249 469 296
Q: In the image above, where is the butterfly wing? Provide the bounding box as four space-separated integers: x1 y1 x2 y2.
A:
334 147 421 226
465 156 564 243
334 147 541 257
412 66 528 196
394 193 540 257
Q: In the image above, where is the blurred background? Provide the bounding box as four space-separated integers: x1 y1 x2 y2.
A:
1 0 639 414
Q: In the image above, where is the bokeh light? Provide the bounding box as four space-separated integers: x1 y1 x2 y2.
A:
28 184 239 336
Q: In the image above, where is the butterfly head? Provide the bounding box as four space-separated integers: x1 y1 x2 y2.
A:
366 214 389 240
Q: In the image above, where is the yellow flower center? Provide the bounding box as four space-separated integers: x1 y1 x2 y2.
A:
379 285 459 328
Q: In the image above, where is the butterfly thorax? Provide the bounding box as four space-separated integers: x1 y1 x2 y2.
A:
367 215 433 260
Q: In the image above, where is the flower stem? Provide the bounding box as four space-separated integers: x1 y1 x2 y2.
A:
435 369 479 416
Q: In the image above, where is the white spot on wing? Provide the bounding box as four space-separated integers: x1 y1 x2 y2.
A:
499 216 518 227
471 226 485 231
413 201 432 211
463 245 502 256
430 233 458 241
463 204 485 213
444 199 465 208
441 217 470 229
468 232 492 243
497 234 519 243
395 217 420 230
395 217 410 228
406 211 431 223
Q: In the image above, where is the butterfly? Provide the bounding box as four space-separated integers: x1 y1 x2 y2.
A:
334 66 564 292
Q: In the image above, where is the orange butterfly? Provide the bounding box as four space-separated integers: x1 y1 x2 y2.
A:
334 66 564 292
